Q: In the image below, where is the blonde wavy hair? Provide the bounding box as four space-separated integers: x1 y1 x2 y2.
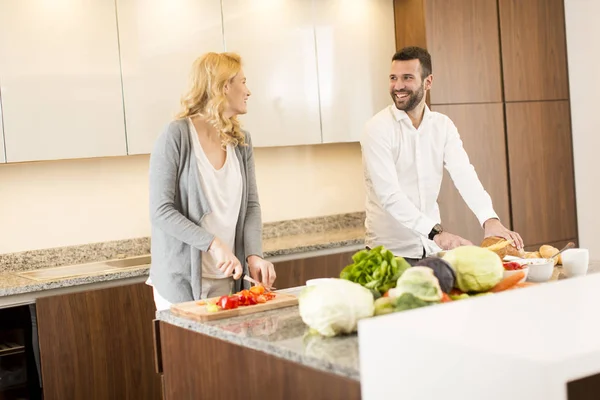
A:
177 52 246 147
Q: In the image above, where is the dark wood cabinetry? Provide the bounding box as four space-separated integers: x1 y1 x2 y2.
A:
35 283 161 400
394 0 577 246
274 250 355 290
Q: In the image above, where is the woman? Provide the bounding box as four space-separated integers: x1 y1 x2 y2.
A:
148 52 276 310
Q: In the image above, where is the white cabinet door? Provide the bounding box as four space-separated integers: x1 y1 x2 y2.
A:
222 0 322 147
117 0 224 155
315 0 396 143
0 1 126 162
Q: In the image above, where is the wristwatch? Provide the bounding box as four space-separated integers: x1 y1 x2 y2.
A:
428 224 443 240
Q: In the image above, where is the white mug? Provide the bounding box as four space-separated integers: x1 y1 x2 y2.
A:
562 249 589 277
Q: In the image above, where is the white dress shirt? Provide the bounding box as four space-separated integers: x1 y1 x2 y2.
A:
360 105 498 258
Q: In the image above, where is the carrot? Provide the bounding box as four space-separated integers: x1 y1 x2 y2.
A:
489 271 526 293
509 281 537 290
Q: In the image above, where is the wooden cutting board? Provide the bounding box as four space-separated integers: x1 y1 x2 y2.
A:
170 293 299 322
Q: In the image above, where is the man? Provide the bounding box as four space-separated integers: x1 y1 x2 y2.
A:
361 46 523 263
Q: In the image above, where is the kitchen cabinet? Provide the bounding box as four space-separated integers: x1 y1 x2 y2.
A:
36 283 161 400
506 101 577 247
425 0 503 104
116 0 224 155
314 0 395 143
221 0 322 147
498 0 569 102
434 104 510 244
0 0 126 162
158 322 360 400
273 250 355 290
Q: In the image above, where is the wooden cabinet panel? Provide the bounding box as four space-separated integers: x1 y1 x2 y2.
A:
222 0 321 147
36 283 161 400
425 0 503 104
160 322 360 400
315 0 396 143
434 104 511 244
393 0 427 50
0 0 126 162
116 0 224 155
273 250 355 289
498 0 569 101
506 101 577 246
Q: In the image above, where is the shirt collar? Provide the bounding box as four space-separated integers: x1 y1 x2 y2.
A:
390 104 431 123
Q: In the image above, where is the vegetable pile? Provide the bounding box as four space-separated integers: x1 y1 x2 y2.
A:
298 245 542 337
340 246 411 295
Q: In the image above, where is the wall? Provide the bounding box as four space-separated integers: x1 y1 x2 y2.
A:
0 143 365 254
564 0 600 260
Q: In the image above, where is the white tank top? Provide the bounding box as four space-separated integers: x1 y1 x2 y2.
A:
189 119 242 279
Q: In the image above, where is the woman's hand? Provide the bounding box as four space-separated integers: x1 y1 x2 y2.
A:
247 255 276 288
209 238 243 279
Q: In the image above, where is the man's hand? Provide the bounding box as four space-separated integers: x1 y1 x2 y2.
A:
247 255 276 288
434 232 473 250
484 218 524 250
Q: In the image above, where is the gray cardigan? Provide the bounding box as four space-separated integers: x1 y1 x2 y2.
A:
148 119 263 303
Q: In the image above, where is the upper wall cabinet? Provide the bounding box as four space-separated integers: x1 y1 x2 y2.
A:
315 0 395 143
222 0 322 147
498 0 569 102
117 0 224 155
425 0 503 104
0 0 126 162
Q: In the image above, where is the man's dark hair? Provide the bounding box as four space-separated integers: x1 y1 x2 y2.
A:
392 47 432 79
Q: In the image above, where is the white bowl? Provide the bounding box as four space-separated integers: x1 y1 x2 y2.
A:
522 258 554 282
502 266 529 283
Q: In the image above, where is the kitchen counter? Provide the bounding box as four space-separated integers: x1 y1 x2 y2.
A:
0 213 365 301
157 287 359 381
157 262 600 385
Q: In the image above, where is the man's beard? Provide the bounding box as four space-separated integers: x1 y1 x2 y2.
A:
391 83 425 112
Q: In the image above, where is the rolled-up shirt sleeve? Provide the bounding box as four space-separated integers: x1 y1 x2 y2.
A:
361 125 437 237
442 119 499 227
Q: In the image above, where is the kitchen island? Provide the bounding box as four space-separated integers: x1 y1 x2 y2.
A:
156 262 600 400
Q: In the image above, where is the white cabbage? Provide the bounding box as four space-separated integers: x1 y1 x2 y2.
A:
298 279 374 337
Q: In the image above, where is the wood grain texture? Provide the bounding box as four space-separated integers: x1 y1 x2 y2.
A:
433 103 511 244
159 322 361 400
498 0 569 101
506 101 577 246
425 0 503 104
36 283 162 400
274 250 355 289
393 0 427 50
170 293 298 322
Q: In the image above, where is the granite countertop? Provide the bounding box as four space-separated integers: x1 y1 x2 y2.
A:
158 263 600 382
0 213 366 298
157 286 361 381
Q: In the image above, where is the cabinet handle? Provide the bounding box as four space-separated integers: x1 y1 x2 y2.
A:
152 319 163 374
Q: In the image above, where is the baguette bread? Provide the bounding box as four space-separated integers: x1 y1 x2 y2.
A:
481 236 525 258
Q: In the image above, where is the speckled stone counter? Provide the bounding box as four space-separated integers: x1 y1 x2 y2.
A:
0 213 365 298
157 287 360 381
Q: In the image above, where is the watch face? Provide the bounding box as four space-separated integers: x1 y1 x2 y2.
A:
434 224 443 233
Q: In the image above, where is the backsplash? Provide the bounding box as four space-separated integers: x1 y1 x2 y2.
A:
0 212 365 273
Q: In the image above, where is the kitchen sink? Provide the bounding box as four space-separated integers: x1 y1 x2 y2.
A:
14 255 151 282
